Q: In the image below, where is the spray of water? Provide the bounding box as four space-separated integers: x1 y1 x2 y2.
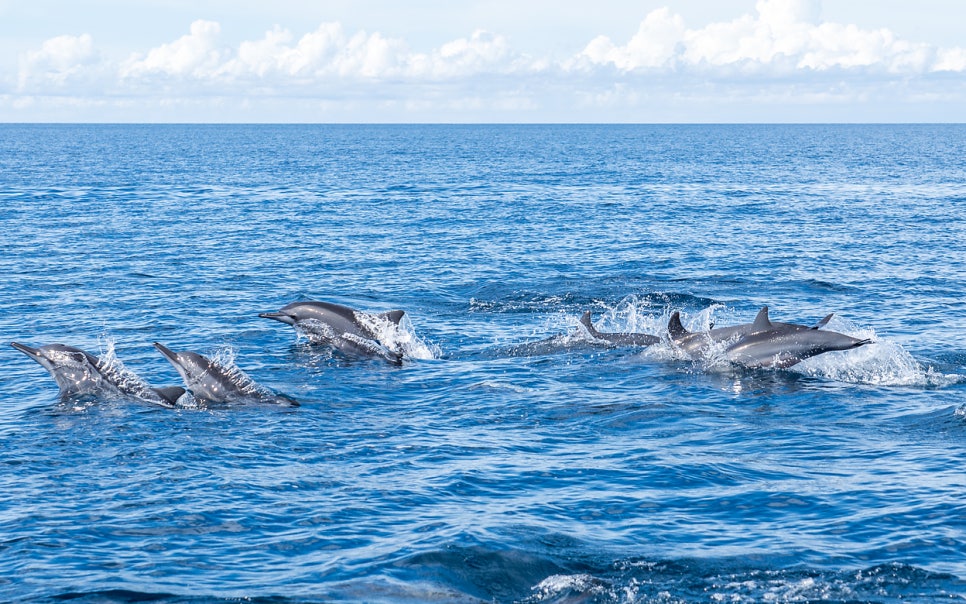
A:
354 311 440 361
209 346 276 399
94 337 156 400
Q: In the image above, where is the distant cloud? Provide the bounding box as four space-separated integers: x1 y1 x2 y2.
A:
222 22 408 80
578 8 686 71
18 33 99 91
121 20 224 80
578 0 953 74
8 0 966 121
107 20 534 87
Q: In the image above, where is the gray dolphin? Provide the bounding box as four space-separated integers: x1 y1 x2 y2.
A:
259 300 406 364
579 311 660 347
667 307 870 368
153 342 297 406
11 342 185 406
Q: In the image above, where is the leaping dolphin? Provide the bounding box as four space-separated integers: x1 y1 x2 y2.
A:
259 301 406 364
11 342 185 406
579 311 660 347
667 307 870 369
153 342 297 406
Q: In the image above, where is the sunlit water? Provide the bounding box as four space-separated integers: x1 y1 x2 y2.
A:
1 124 965 603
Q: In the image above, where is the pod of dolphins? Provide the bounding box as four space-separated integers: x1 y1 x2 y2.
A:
11 300 872 408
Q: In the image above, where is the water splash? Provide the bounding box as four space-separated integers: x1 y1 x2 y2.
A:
95 337 159 401
354 311 440 361
794 318 962 388
209 346 278 400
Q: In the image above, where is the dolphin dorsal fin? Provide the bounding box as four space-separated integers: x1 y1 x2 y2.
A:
579 311 600 336
811 313 834 330
668 312 690 338
380 310 406 325
752 306 773 331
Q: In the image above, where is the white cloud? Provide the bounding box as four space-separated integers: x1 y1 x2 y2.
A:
580 0 962 75
221 24 522 82
934 47 966 72
7 2 966 121
579 8 686 70
18 33 99 91
423 29 516 78
120 20 223 79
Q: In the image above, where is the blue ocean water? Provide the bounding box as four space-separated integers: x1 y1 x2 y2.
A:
1 123 965 603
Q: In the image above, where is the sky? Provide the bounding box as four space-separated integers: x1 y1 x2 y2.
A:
2 0 965 122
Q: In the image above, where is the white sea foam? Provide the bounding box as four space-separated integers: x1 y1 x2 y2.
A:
529 573 605 601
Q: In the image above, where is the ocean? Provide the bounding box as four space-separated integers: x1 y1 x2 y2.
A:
1 124 964 603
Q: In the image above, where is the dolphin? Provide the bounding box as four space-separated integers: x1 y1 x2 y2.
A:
666 307 870 369
11 342 185 406
259 300 406 364
579 311 660 347
153 342 297 406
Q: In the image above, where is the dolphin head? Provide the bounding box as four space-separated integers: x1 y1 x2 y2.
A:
153 342 233 403
260 301 359 328
11 342 109 397
153 342 206 382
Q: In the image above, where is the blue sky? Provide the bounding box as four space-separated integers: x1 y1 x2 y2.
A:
2 0 964 122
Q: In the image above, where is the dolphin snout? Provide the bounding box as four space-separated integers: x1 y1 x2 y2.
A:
153 342 180 365
11 342 41 359
259 311 297 326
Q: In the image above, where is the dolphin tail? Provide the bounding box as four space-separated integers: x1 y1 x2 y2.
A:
667 312 690 338
579 311 601 337
150 386 186 407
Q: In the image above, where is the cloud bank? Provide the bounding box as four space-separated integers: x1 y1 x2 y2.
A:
7 0 966 121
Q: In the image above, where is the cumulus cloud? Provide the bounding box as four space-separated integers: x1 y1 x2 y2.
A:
8 2 966 121
580 0 959 75
18 33 100 91
220 23 523 82
121 20 224 80
221 22 402 80
933 47 966 72
579 8 686 70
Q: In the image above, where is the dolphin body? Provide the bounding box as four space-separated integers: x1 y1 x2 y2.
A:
153 343 297 406
11 342 185 406
259 301 406 364
579 311 660 347
667 307 870 369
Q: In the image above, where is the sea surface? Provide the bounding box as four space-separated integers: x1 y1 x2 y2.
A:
1 124 965 603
